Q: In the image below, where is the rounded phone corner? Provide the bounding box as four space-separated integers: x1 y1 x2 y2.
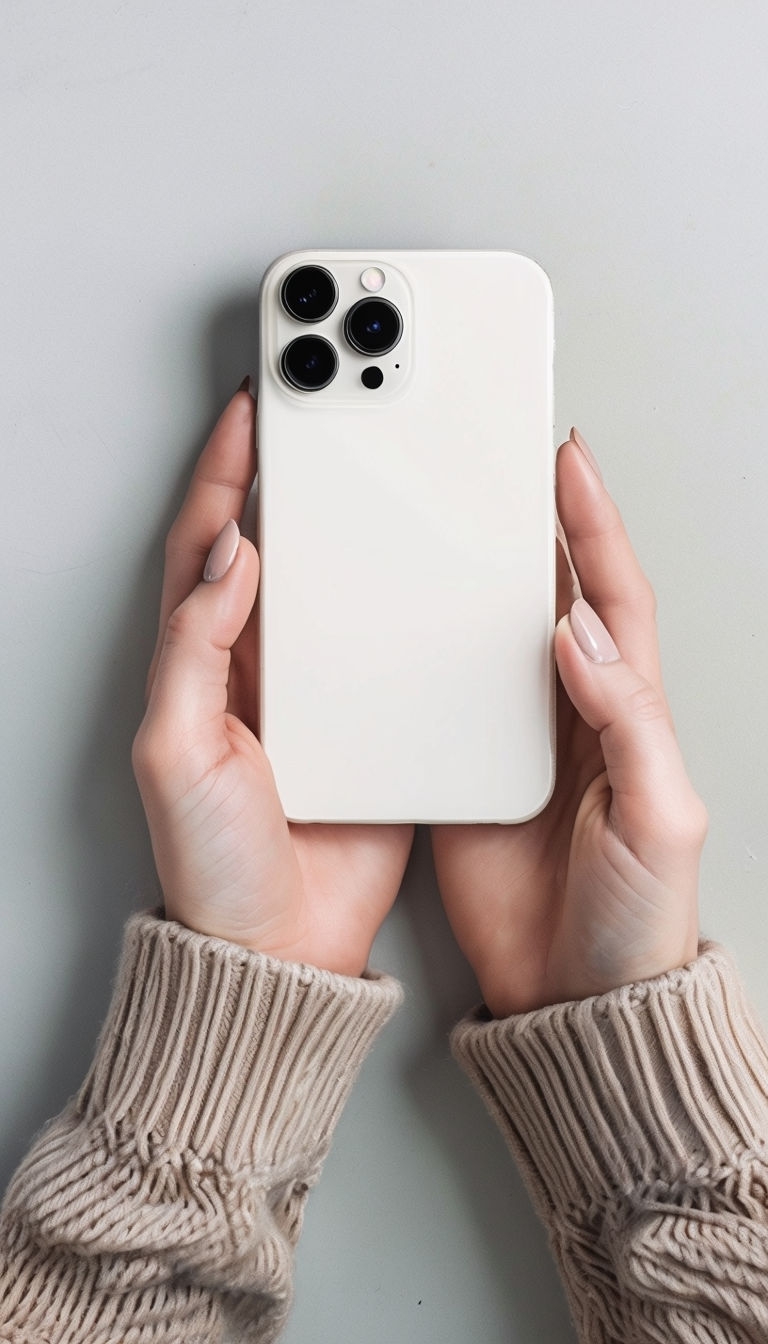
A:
261 248 311 286
514 764 557 825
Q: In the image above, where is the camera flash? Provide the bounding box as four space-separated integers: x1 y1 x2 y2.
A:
360 266 385 292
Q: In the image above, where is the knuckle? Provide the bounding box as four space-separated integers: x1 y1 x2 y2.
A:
633 574 658 620
163 602 196 646
164 519 183 559
131 721 159 781
683 794 710 846
625 681 667 726
164 522 205 565
660 792 709 852
132 718 177 786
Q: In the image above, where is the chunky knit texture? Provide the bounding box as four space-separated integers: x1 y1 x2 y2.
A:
2 923 768 1343
0 914 402 1343
451 941 768 1342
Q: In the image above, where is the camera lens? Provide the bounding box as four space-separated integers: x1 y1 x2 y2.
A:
344 298 403 356
280 335 339 391
281 266 338 323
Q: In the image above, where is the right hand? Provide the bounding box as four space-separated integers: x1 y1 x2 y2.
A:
132 384 414 977
431 432 708 1016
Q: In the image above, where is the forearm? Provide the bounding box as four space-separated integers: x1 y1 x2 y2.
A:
0 913 401 1344
452 943 768 1343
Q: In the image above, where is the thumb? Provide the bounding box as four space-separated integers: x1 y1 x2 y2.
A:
555 598 706 870
142 520 260 748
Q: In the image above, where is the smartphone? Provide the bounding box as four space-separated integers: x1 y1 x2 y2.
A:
257 249 555 824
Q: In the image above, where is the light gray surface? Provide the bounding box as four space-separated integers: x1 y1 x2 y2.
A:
2 3 767 1340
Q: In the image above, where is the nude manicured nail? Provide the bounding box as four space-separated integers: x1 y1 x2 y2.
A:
204 519 240 582
569 598 620 663
237 374 255 398
570 426 603 482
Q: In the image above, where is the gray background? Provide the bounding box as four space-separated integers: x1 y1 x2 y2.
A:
2 2 767 1340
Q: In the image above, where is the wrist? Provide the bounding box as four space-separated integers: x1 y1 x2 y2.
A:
164 904 371 979
240 929 371 979
474 919 700 1018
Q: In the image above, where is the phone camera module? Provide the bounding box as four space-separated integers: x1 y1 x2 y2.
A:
280 335 339 391
344 298 403 356
281 266 338 323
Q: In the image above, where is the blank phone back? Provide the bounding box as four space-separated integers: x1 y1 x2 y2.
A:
257 250 555 823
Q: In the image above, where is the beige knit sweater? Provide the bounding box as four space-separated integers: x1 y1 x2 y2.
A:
1 914 767 1343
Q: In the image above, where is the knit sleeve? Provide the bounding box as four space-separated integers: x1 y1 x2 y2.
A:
451 943 768 1344
0 912 402 1344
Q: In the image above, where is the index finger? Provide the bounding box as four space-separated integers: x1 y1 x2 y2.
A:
146 384 256 697
556 430 664 692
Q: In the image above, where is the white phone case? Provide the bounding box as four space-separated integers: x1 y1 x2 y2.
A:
257 249 555 823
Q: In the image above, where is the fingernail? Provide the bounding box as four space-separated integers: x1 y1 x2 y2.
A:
569 597 620 663
570 426 603 482
204 519 240 582
237 374 255 398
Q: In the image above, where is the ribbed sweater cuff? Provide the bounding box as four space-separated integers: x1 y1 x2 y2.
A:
451 943 768 1222
77 912 403 1174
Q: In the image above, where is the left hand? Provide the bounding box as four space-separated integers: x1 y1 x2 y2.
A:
431 430 707 1016
133 383 413 977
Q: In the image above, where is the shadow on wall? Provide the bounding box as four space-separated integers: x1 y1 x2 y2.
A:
0 290 261 1193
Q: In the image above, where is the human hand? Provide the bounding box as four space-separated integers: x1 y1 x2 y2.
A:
431 431 707 1016
132 384 413 976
